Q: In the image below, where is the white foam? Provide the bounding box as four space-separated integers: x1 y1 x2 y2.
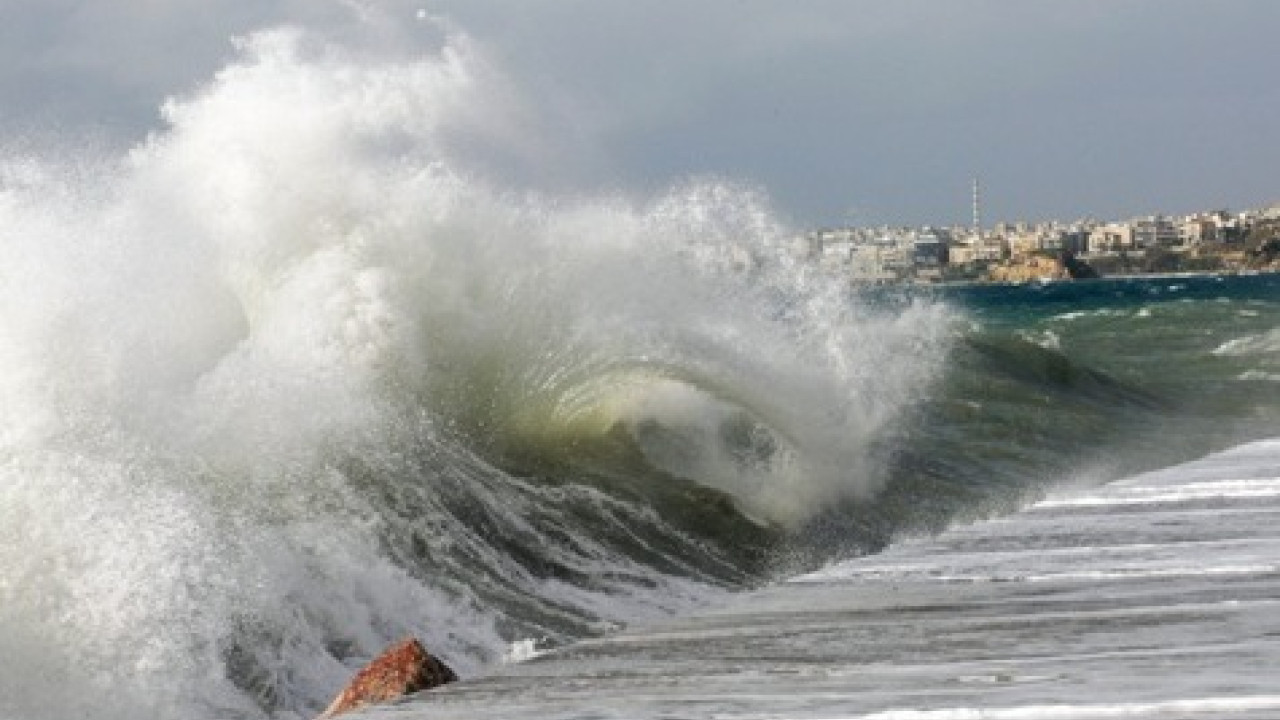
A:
824 695 1280 719
502 638 549 664
1022 565 1276 581
1213 328 1280 356
1049 308 1124 322
1238 370 1280 382
1037 477 1280 507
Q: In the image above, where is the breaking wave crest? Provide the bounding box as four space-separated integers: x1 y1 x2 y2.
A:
0 21 953 719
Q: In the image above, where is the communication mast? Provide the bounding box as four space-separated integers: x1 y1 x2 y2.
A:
972 177 982 237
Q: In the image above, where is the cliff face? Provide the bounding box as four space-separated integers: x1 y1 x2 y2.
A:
986 255 1069 283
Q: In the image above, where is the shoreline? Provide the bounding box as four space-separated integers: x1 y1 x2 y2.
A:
852 267 1280 291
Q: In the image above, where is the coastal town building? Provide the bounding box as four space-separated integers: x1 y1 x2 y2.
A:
794 203 1278 283
1087 223 1135 254
1179 217 1217 246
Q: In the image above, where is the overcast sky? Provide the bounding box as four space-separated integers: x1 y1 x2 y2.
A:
2 0 1278 227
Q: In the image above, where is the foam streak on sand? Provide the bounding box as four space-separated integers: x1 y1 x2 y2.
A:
353 439 1280 719
835 695 1280 720
1034 478 1280 506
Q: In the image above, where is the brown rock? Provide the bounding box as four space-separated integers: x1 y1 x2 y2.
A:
319 637 458 718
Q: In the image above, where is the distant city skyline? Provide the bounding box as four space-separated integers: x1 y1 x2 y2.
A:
814 193 1272 233
2 1 1278 228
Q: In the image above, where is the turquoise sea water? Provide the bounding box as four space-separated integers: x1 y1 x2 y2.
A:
806 273 1280 556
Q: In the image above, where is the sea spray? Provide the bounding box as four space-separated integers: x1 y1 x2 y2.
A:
0 20 954 719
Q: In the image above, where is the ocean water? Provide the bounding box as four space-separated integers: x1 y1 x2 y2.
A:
2 20 1279 720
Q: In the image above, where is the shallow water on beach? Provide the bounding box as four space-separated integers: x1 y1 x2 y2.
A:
359 438 1280 720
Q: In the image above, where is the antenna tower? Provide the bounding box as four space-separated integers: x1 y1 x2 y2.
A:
972 177 982 237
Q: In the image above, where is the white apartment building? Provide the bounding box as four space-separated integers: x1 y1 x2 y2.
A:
1088 223 1136 254
1179 217 1217 246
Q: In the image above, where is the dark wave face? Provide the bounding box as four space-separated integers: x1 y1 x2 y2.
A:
3 16 1280 720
